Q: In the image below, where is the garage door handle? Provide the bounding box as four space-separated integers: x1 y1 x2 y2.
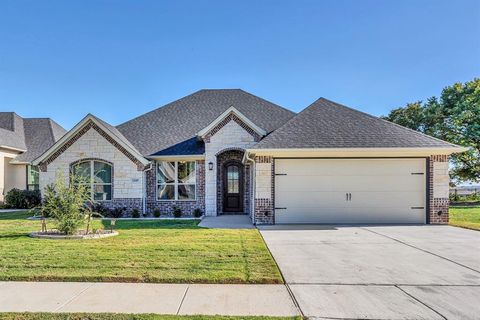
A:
346 193 352 201
275 207 287 210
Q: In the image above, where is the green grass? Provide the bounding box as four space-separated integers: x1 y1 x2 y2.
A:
0 314 300 320
0 212 282 284
449 206 480 231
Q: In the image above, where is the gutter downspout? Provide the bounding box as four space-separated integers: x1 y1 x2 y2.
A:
243 151 256 224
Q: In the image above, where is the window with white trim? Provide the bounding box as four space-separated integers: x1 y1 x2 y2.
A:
71 160 112 200
157 161 196 200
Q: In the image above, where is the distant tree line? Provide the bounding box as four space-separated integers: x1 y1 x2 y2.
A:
382 78 480 184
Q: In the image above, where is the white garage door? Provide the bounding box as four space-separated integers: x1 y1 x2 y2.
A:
274 158 426 224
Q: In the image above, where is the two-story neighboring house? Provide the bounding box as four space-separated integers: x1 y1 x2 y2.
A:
0 112 66 202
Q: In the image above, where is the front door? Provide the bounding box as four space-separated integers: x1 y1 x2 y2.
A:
223 162 244 213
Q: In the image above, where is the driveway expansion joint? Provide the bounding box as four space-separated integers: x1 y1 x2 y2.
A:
285 283 305 318
394 285 447 320
360 227 480 274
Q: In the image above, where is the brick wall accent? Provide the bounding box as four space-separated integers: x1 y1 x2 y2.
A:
429 155 450 224
145 160 205 216
39 120 146 172
100 198 143 214
204 119 258 216
203 113 262 143
254 156 274 224
216 150 250 215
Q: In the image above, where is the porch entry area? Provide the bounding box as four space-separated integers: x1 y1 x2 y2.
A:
216 149 250 215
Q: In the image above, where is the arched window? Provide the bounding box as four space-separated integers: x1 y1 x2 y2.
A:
71 160 112 201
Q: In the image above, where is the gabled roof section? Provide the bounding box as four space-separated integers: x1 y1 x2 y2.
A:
197 106 267 138
0 112 27 151
253 98 463 151
1 112 67 162
117 89 295 156
12 118 67 163
33 114 149 167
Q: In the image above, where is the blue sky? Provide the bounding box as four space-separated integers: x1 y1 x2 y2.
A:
0 0 479 129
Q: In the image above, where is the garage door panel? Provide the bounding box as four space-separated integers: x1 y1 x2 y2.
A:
275 191 348 208
276 159 425 176
274 158 426 224
275 176 425 192
275 191 425 208
275 207 425 224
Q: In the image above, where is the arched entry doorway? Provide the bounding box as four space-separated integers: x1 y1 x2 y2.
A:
223 161 244 212
216 149 250 215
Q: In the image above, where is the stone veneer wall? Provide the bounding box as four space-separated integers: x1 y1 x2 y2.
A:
204 120 258 216
145 160 205 216
216 150 251 215
254 156 274 224
429 155 450 224
39 127 144 212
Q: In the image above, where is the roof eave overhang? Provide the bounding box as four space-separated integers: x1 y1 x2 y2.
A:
32 114 150 166
147 154 206 161
246 147 469 158
9 160 30 165
197 106 267 139
0 145 27 153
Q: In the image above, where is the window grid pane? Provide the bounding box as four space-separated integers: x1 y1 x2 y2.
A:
157 161 196 201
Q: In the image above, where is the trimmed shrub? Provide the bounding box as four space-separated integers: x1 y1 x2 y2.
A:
91 203 109 217
153 208 161 218
109 207 126 218
131 208 141 218
193 208 203 218
4 188 41 209
173 206 182 218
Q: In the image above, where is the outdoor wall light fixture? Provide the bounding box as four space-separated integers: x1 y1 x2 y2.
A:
208 162 214 170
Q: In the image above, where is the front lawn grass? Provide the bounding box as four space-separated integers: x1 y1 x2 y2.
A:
0 314 300 320
449 206 480 231
0 212 282 284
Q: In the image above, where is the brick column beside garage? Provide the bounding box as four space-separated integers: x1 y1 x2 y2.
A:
254 156 274 224
429 155 450 224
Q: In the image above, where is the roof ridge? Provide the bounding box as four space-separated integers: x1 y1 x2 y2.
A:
317 97 459 148
117 90 205 128
237 89 296 116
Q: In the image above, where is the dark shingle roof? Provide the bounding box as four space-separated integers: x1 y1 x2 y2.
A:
117 89 295 156
0 113 27 151
0 112 67 163
14 118 67 163
253 98 458 149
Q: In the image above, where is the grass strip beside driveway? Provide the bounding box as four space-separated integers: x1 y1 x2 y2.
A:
449 206 480 231
0 314 300 320
0 212 282 284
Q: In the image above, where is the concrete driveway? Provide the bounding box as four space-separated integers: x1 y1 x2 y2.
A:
260 225 480 320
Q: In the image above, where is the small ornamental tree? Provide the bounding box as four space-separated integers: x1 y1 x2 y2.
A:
42 171 91 235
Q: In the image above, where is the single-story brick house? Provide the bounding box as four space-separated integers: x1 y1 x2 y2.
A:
33 89 465 224
0 112 66 202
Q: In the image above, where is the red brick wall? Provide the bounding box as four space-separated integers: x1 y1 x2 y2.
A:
146 160 206 216
253 156 274 224
429 155 450 224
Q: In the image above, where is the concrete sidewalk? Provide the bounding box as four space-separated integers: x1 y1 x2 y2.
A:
0 282 299 317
